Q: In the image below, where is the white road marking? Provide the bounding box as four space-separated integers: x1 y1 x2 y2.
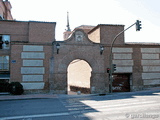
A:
0 112 70 120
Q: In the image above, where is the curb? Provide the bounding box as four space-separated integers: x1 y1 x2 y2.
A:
0 94 58 101
0 87 159 101
58 88 160 99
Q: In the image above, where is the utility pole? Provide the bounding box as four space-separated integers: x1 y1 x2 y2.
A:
109 20 142 93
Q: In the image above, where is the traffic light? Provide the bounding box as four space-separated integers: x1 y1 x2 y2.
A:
107 68 110 73
136 20 142 31
112 64 116 72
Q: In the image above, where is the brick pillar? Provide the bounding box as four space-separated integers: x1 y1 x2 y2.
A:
91 72 108 94
132 47 143 91
53 73 67 94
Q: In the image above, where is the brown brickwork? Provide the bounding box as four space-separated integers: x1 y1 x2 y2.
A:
132 47 143 91
0 20 56 93
10 45 23 82
88 24 125 45
0 19 160 94
0 0 13 20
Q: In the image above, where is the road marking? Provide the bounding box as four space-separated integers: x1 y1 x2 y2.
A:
82 100 157 109
0 112 70 120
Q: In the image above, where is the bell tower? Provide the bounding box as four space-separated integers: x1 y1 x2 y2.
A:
63 12 72 40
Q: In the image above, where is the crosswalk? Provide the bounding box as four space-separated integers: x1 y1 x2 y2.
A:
60 93 160 120
60 97 96 119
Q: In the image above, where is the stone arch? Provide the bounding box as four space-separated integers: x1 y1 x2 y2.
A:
53 49 106 94
53 41 107 94
57 50 100 74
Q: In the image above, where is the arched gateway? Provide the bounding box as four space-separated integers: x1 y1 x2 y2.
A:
67 59 92 94
50 29 108 94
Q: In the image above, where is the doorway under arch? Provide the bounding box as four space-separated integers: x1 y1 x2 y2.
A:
67 59 92 94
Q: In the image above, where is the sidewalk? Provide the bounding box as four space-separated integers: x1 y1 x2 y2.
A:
0 87 159 101
0 93 58 101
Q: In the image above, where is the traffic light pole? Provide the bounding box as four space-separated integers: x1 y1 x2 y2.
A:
109 22 137 93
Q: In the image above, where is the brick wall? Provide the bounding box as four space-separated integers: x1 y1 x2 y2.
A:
0 20 56 93
29 22 56 43
141 48 160 87
88 27 100 43
88 24 124 45
0 21 56 43
1 20 160 94
0 0 13 20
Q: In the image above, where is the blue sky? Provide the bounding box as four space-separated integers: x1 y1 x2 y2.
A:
9 0 160 43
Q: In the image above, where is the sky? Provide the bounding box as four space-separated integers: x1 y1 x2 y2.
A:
9 0 160 43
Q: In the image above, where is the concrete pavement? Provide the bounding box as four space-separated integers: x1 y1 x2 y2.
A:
0 87 160 101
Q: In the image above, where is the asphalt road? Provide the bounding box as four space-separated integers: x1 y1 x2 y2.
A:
0 90 160 120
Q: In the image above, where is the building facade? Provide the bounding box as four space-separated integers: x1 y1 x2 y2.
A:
1 19 159 94
0 20 56 93
0 1 159 93
62 24 160 93
0 0 13 20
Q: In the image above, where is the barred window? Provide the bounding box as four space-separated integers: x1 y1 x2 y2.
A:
0 56 9 71
0 35 10 49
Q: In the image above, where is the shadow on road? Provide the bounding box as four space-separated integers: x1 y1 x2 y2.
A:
58 89 160 119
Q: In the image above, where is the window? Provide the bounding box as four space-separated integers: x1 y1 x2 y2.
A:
0 56 9 71
0 35 10 49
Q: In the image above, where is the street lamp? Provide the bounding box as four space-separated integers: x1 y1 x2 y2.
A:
56 43 60 54
100 45 104 55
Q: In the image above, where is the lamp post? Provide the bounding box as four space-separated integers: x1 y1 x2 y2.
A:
100 45 104 55
56 43 60 54
49 42 60 93
109 20 142 93
49 42 55 93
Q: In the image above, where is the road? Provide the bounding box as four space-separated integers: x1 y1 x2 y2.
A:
0 90 160 120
